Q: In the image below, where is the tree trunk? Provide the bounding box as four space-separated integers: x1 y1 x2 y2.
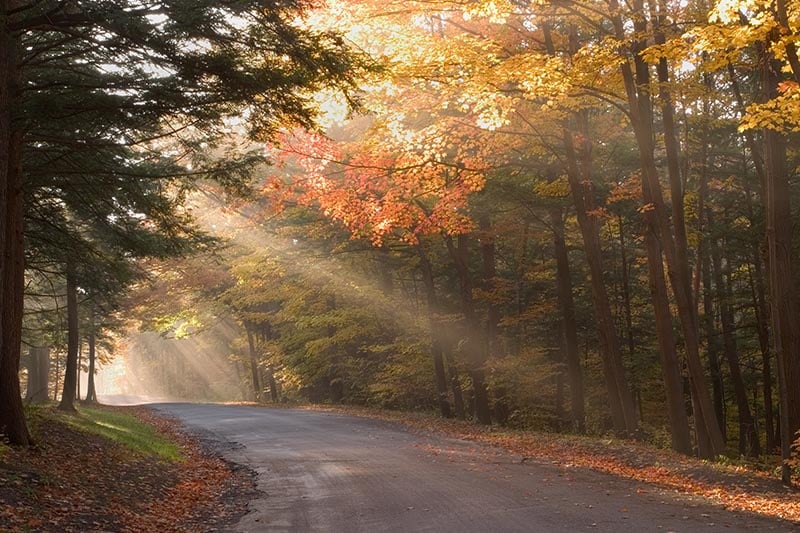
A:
447 354 466 420
245 324 262 402
618 217 636 366
59 262 80 411
266 366 278 402
641 200 693 455
701 253 726 437
763 39 800 484
0 4 31 444
739 173 775 453
76 340 82 402
445 234 491 424
25 347 50 403
416 243 452 418
698 131 727 438
550 206 585 433
712 237 760 456
480 214 508 425
85 309 98 404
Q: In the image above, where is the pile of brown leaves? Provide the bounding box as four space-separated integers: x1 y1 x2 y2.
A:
0 405 255 532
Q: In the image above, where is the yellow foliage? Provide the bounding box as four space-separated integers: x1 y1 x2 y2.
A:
533 176 571 199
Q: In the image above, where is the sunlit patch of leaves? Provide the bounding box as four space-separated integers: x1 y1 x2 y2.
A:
0 406 253 532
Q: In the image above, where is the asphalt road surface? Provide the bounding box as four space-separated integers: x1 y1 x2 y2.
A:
155 404 797 532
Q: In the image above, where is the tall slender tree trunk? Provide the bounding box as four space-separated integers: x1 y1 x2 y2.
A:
550 207 585 433
698 119 727 439
641 199 693 455
712 238 760 456
59 262 79 411
445 234 491 424
618 217 636 365
740 174 776 452
0 4 31 444
701 252 726 436
76 340 82 401
85 307 97 404
480 214 509 424
417 243 452 418
245 324 262 403
447 353 466 420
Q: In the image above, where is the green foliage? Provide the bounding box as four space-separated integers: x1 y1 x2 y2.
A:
63 407 182 462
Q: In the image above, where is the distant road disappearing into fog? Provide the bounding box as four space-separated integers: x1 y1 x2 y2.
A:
154 404 795 532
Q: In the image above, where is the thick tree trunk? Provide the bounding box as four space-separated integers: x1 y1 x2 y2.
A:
416 243 452 418
550 207 585 433
763 43 800 484
0 4 31 444
58 263 80 411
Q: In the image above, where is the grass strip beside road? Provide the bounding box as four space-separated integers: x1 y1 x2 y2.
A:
63 406 182 462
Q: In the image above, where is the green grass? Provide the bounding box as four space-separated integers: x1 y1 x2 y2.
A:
64 407 182 462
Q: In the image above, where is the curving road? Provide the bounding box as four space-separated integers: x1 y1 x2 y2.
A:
154 404 796 532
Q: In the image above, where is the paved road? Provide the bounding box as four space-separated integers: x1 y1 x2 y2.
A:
155 404 796 532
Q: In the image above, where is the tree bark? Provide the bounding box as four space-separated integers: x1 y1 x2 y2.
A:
763 38 800 484
0 2 31 444
739 173 775 452
550 206 585 433
85 308 98 404
58 262 80 411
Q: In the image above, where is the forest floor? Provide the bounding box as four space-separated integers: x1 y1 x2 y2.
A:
289 404 800 523
0 404 256 532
